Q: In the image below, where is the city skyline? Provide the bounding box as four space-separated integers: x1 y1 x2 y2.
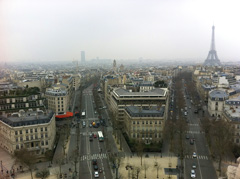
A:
1 0 240 62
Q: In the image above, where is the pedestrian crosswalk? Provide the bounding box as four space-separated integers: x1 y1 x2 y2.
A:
185 155 208 160
186 131 204 134
80 153 108 161
188 124 199 126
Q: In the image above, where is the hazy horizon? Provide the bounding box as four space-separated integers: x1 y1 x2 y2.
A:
1 0 240 63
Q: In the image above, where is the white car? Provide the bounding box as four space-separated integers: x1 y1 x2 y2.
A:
94 171 99 178
192 152 197 158
191 169 196 178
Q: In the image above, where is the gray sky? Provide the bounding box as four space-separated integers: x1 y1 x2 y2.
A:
1 0 240 62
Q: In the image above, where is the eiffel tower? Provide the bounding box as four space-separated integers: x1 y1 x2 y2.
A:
203 25 221 66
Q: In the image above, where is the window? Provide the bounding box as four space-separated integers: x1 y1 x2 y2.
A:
41 141 44 146
20 137 23 141
31 135 34 140
20 130 22 135
35 128 37 132
15 131 18 135
45 133 48 138
142 121 144 124
26 136 29 141
150 121 152 124
16 145 19 150
16 138 18 142
45 140 48 145
26 129 28 134
45 127 47 131
41 134 44 138
41 128 43 132
146 121 148 124
155 121 157 124
30 129 33 133
35 134 38 139
21 144 23 149
137 121 139 124
133 121 135 125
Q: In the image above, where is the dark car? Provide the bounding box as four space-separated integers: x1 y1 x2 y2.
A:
190 139 194 145
92 159 97 165
194 109 198 114
94 165 98 170
89 136 93 141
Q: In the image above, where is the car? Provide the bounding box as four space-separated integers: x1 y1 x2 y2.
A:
89 136 93 141
94 171 99 178
190 139 194 145
89 124 92 128
103 106 107 109
189 106 191 109
92 159 97 165
93 134 97 138
192 152 197 158
192 164 197 169
191 169 196 178
186 134 190 139
94 165 98 170
194 109 198 113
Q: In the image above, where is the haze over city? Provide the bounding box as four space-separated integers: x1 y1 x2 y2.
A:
1 0 240 63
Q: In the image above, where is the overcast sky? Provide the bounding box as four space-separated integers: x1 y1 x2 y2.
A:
1 0 240 63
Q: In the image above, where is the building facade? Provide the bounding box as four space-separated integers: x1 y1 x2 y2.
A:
110 88 169 122
124 106 165 144
0 87 44 115
208 89 228 117
0 109 56 155
45 86 69 115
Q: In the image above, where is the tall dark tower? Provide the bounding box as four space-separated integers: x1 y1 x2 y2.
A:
203 25 221 66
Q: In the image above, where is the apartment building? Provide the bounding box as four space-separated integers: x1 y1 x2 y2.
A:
0 87 44 115
124 106 165 144
45 85 69 115
208 89 229 117
110 88 169 122
0 109 56 155
222 96 240 145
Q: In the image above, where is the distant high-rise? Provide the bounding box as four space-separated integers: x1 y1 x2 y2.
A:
203 26 221 66
113 59 117 73
81 51 85 63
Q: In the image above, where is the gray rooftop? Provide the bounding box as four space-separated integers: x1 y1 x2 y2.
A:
125 106 165 117
209 90 228 99
114 88 166 97
0 110 54 127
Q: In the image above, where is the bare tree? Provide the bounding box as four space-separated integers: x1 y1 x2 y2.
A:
154 162 161 178
35 168 50 179
142 162 149 178
210 120 234 176
136 142 144 166
13 148 38 179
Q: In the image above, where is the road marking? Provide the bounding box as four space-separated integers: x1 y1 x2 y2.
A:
186 131 204 134
185 155 208 160
188 124 199 126
80 153 108 161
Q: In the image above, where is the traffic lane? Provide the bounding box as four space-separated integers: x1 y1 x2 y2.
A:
184 158 199 179
199 160 217 179
79 135 92 179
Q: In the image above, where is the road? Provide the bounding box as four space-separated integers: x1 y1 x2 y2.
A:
183 85 217 179
78 85 112 179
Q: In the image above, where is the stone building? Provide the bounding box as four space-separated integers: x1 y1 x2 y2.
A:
0 109 56 155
